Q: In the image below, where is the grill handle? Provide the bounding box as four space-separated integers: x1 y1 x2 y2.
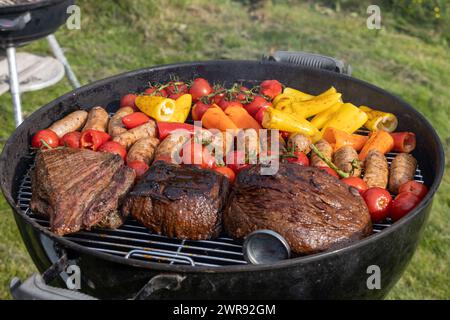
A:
10 274 97 300
262 51 351 75
0 12 31 32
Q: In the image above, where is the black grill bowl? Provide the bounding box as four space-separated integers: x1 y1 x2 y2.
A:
0 60 445 299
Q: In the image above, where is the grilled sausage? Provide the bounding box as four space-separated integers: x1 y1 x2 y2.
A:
48 110 88 138
311 139 333 167
82 106 109 132
333 146 361 177
363 150 389 189
287 133 312 154
154 132 190 163
388 153 417 193
113 120 156 149
108 107 134 137
126 137 160 165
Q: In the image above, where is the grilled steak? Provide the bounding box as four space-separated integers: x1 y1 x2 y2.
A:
224 163 372 254
30 148 135 235
123 161 230 240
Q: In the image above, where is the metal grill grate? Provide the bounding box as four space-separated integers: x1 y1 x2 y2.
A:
0 0 42 6
16 140 425 267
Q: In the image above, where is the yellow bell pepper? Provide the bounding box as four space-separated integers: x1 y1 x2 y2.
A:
360 106 398 132
170 94 192 123
311 102 342 129
282 87 314 100
320 103 368 135
135 95 177 122
262 107 319 137
275 91 341 118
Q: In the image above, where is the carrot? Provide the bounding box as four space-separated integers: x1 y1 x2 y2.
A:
358 130 394 161
201 105 239 133
322 127 368 152
224 106 262 131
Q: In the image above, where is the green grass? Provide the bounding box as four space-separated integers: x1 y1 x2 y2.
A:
0 0 448 299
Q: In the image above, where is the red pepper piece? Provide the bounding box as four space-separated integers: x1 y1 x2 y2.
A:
157 122 197 140
390 132 416 153
80 129 111 151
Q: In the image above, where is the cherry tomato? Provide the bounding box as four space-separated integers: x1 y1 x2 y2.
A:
122 112 150 129
390 192 421 222
189 78 213 101
226 150 250 174
254 106 269 125
244 96 272 117
98 141 127 160
213 166 236 184
341 177 368 195
59 131 81 148
398 181 428 200
260 80 283 100
284 152 309 166
218 98 243 110
127 160 149 179
31 129 60 149
169 92 184 100
317 166 339 178
144 87 168 97
191 101 211 121
120 94 138 110
165 81 188 96
362 187 392 223
211 89 226 105
181 141 215 168
233 86 249 102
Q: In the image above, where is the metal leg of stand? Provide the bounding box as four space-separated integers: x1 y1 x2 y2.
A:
47 34 80 89
6 47 23 127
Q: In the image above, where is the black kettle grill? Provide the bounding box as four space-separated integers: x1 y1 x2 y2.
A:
0 54 445 300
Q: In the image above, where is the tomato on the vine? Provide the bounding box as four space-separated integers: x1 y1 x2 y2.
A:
189 78 213 101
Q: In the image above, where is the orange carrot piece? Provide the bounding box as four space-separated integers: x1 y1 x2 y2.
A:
224 106 262 131
322 127 368 152
358 130 394 161
201 106 239 132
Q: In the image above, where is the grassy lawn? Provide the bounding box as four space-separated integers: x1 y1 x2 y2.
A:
0 0 448 299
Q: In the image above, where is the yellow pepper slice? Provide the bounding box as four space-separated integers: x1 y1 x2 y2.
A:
311 102 342 129
275 91 341 118
282 87 314 100
262 107 319 137
169 94 192 123
320 103 368 135
360 106 398 132
135 95 176 122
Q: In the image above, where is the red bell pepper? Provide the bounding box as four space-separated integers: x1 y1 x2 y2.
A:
59 131 81 148
390 132 416 153
80 129 111 151
157 122 197 140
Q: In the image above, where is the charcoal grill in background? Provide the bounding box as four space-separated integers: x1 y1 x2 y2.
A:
0 53 445 300
0 0 79 126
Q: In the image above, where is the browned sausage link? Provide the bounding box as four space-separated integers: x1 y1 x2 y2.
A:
108 107 134 137
363 150 389 189
154 133 191 163
126 137 160 165
287 133 312 154
333 146 361 177
112 120 156 149
48 110 88 138
388 153 417 193
82 106 109 132
311 139 333 167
